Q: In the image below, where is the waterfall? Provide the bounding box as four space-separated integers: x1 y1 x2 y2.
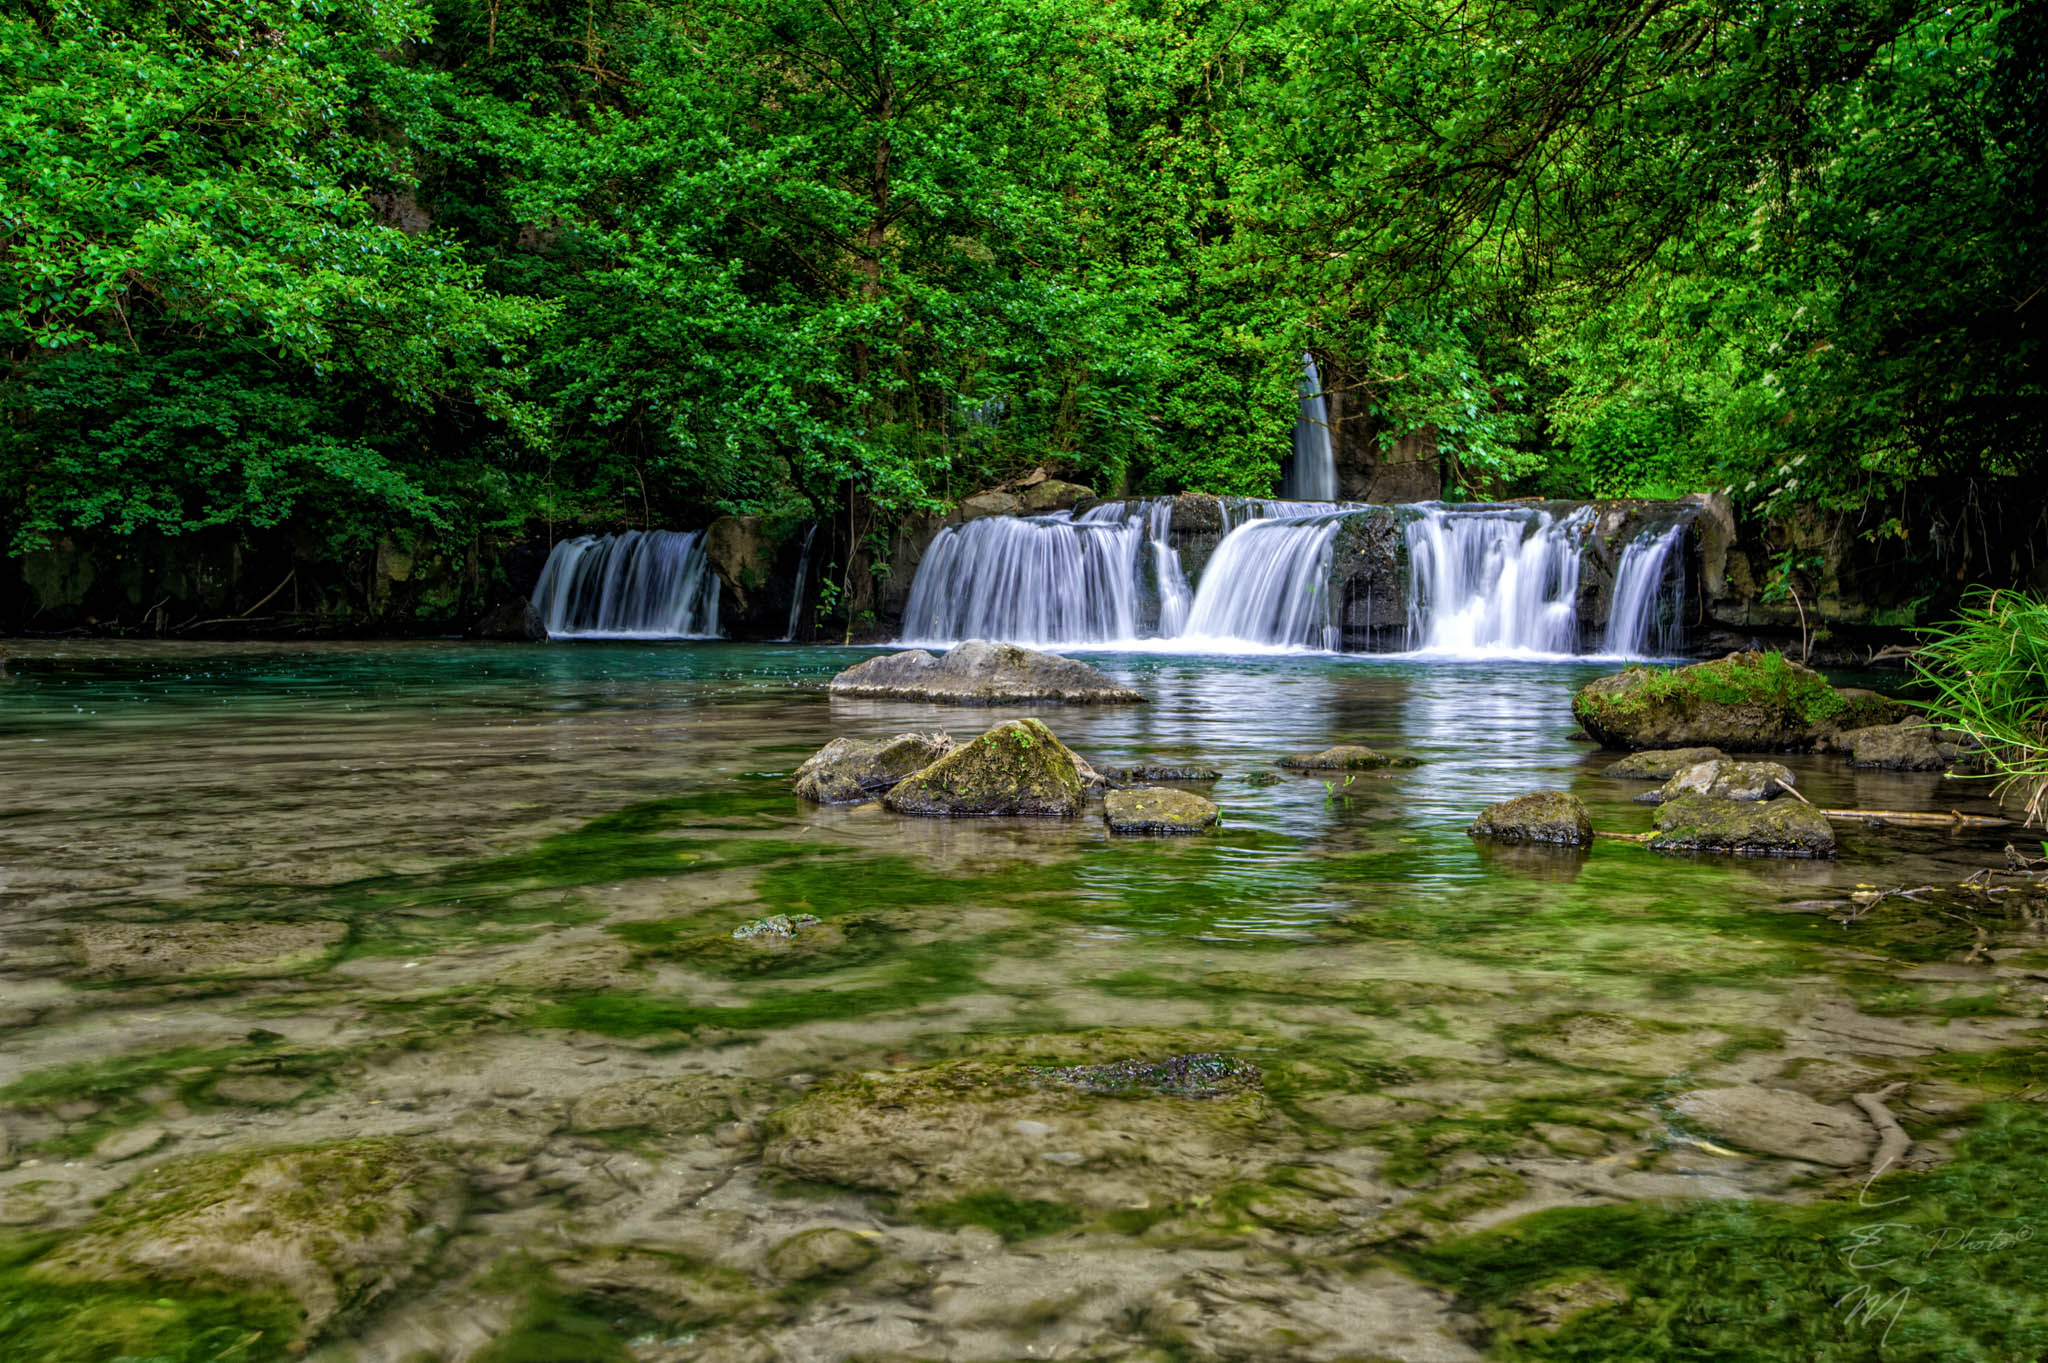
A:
781 523 819 642
1602 522 1689 658
1281 355 1337 501
1403 505 1591 656
1181 509 1344 650
530 530 721 639
1148 501 1193 637
900 506 1149 646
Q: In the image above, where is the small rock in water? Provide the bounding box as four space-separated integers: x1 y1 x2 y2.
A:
733 913 822 941
1028 1053 1261 1099
1671 1085 1871 1166
1842 722 1947 771
765 1226 878 1282
1277 745 1415 771
828 640 1144 705
1241 771 1282 787
94 1126 168 1163
1469 790 1594 847
1111 763 1221 784
1103 786 1219 836
1636 758 1796 806
883 718 1088 818
792 731 955 803
1604 747 1724 781
1647 795 1835 857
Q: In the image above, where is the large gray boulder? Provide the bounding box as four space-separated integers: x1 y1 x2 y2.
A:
1843 722 1946 771
883 719 1086 817
1470 791 1594 846
1647 795 1835 857
829 640 1143 706
1636 758 1797 806
1572 651 1905 750
792 731 955 803
1103 787 1220 835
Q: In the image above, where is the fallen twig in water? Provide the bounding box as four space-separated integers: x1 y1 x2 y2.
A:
1853 1082 1914 1181
1815 807 2012 829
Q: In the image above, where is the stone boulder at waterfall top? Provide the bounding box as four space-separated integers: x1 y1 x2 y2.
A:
1572 651 1905 751
829 640 1144 705
792 731 956 803
883 719 1086 817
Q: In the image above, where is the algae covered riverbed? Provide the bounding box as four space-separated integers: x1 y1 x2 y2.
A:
2 641 2045 1362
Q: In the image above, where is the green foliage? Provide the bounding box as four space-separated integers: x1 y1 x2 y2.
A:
1914 589 2048 825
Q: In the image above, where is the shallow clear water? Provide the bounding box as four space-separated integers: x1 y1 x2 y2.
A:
1 641 2042 1363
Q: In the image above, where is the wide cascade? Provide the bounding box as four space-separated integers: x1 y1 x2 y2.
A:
530 530 722 638
1280 355 1337 501
1602 520 1690 657
1403 505 1592 655
1180 506 1347 649
900 503 1176 646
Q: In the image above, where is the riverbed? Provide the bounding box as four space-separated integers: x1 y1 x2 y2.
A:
1 641 2042 1362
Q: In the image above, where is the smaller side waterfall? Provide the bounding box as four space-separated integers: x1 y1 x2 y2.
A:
1603 522 1689 657
1148 501 1193 637
781 523 819 642
1404 506 1591 655
900 509 1142 645
531 530 721 639
1182 510 1345 649
1281 355 1337 502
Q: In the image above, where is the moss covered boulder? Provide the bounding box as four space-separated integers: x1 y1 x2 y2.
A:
28 1139 462 1343
883 718 1086 817
829 640 1143 705
792 730 954 803
1604 747 1723 781
1469 790 1594 846
1572 651 1905 751
1277 744 1416 771
1647 795 1836 857
1103 786 1220 835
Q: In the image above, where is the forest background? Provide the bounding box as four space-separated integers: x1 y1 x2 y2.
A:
2 0 2043 633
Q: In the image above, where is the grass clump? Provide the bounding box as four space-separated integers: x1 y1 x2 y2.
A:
1915 588 2048 826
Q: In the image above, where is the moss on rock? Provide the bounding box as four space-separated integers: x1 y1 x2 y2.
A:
882 719 1086 817
1647 794 1836 857
792 731 955 803
1469 790 1594 846
1572 651 1903 750
1277 744 1416 770
1102 786 1220 835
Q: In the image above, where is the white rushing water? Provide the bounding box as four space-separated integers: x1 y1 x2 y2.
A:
1281 355 1337 501
781 523 818 642
1181 510 1345 650
531 530 722 639
1602 521 1689 657
1402 505 1593 657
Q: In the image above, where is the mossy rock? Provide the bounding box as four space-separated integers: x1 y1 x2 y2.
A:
566 1075 752 1134
882 718 1086 817
1469 790 1593 846
1102 786 1220 835
1604 747 1723 780
28 1138 461 1343
1277 745 1416 770
1637 758 1796 805
829 640 1143 705
792 731 955 804
1572 651 1902 750
1110 763 1221 784
1647 794 1836 857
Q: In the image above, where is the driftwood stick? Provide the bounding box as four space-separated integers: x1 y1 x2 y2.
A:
1853 1082 1913 1180
1816 808 2011 829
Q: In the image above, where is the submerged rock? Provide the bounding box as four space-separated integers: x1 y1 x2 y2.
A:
792 730 955 803
765 1227 878 1282
828 640 1143 705
1469 790 1594 847
1636 758 1796 805
1277 745 1415 771
1604 747 1723 780
1572 651 1904 750
1671 1085 1872 1166
883 718 1086 817
30 1139 462 1341
1647 794 1835 857
567 1075 749 1134
65 919 347 982
1111 763 1221 784
1103 787 1220 836
1028 1053 1261 1098
1843 722 1946 771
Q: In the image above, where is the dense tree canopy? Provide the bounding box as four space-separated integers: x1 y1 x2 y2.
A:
3 0 2041 598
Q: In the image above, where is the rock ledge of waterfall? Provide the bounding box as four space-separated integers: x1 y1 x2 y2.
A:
828 640 1144 706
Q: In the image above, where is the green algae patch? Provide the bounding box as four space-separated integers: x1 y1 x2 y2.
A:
1401 1103 2048 1361
914 1191 1084 1241
0 1269 301 1363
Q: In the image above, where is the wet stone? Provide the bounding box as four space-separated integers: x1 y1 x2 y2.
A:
1604 747 1724 780
828 640 1144 705
65 919 347 982
792 731 955 803
94 1126 168 1163
1103 786 1220 836
1277 745 1415 771
883 718 1087 818
732 913 821 941
1671 1085 1873 1167
1636 758 1797 805
1028 1053 1261 1099
1111 763 1222 784
1469 790 1593 846
764 1226 879 1282
1844 722 1947 770
1648 795 1835 857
